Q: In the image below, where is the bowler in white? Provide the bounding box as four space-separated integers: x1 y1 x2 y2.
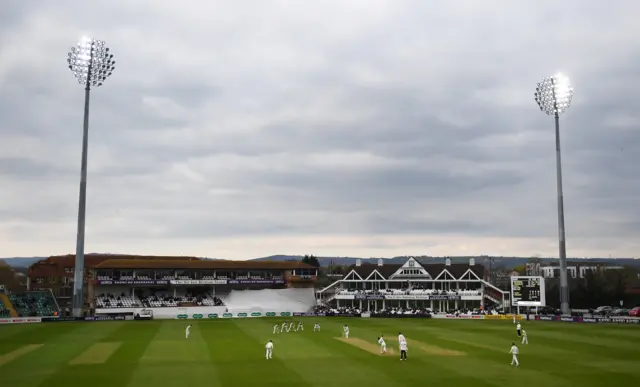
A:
185 325 191 339
265 340 274 359
378 336 387 353
509 342 519 366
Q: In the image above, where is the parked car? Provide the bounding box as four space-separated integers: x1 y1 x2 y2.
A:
629 307 640 317
593 306 613 316
612 308 628 316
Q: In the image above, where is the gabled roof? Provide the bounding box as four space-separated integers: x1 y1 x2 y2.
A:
30 254 200 270
388 257 431 278
364 269 387 281
342 261 485 280
349 264 400 279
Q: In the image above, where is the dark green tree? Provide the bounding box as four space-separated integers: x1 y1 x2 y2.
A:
301 254 320 268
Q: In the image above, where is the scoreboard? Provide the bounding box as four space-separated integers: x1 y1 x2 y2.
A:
510 276 546 307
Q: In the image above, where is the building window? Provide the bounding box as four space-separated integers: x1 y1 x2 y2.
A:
64 267 73 274
35 277 44 284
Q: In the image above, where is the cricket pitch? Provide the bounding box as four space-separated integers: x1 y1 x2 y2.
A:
334 337 393 356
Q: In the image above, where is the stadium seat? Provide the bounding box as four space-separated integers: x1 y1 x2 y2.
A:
8 291 60 317
95 293 140 308
0 296 11 317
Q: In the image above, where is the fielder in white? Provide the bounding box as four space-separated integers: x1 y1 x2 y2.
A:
343 325 349 338
509 342 519 367
265 340 274 359
273 324 280 334
521 328 528 344
313 323 320 332
513 314 516 324
185 324 191 339
378 336 387 353
281 321 288 332
295 321 304 331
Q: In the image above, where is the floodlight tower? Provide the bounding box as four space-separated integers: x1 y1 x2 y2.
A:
534 74 574 316
67 37 115 317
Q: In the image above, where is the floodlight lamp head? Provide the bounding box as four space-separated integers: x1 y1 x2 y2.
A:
534 73 573 116
67 37 115 88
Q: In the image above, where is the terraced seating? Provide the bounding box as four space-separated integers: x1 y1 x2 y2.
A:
9 291 60 317
95 293 140 308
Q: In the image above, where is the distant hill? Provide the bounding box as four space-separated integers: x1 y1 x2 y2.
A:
0 257 44 268
248 255 640 269
2 255 638 269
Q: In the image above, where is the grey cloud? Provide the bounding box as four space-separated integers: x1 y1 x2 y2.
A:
1 0 639 258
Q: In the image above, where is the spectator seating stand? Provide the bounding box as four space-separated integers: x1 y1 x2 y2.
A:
8 291 60 317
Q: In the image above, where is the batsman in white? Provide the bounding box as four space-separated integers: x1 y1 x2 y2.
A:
343 325 349 338
185 324 191 339
509 342 519 367
313 322 320 332
265 340 274 360
378 336 387 353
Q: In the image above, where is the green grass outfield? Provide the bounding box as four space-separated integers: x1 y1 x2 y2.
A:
1 318 639 387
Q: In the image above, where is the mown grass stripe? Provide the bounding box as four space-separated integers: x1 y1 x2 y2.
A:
0 344 43 367
69 342 121 365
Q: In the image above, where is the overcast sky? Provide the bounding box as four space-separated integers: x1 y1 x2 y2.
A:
0 1 638 260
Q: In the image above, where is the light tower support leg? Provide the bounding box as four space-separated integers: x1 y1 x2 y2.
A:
554 113 570 315
72 86 91 318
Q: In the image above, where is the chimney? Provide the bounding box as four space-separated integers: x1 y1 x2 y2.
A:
356 259 362 267
469 258 475 266
445 258 451 266
377 259 383 267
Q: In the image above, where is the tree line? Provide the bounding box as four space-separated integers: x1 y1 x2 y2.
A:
545 267 640 309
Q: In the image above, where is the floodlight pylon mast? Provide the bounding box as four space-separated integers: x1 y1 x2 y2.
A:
534 74 573 316
67 38 115 317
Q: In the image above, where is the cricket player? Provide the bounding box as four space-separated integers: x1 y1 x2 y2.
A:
378 336 387 353
313 322 320 332
287 322 294 332
516 322 522 337
521 328 528 344
398 332 406 345
185 325 191 339
265 340 274 359
343 325 349 339
296 321 304 331
281 321 288 332
273 324 280 334
513 314 516 324
399 340 408 360
509 342 519 366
